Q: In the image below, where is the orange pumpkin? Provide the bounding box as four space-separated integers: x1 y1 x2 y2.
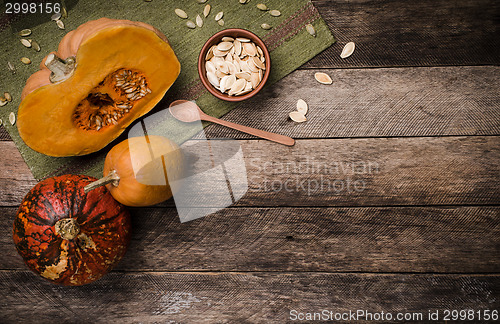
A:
17 18 181 157
85 136 184 207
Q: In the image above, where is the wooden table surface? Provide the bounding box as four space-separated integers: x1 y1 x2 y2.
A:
1 0 499 323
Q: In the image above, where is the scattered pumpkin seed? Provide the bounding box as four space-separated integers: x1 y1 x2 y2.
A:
261 23 272 30
56 20 65 29
257 3 269 11
144 0 152 2
0 119 2 126
340 42 355 58
9 112 16 125
306 24 316 37
20 57 31 64
7 61 16 74
203 4 211 17
20 39 32 48
269 10 281 17
0 99 7 106
196 14 203 27
314 72 332 84
31 40 41 52
62 6 68 18
18 29 31 37
239 0 247 3
175 8 188 19
4 92 12 102
215 11 223 21
51 12 62 21
186 20 196 29
197 0 208 3
218 19 225 26
296 99 308 115
289 111 307 123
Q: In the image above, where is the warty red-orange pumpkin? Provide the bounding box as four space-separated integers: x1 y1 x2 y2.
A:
13 174 131 286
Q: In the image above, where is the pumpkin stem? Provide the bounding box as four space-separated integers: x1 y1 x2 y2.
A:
45 53 76 83
54 218 80 240
84 170 121 194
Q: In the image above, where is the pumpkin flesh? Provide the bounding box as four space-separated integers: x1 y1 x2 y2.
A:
17 19 180 156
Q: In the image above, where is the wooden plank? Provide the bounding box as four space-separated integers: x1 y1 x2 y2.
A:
238 136 500 206
3 67 499 142
308 0 500 68
0 271 498 323
201 66 500 139
0 141 36 206
3 66 500 143
1 206 499 273
1 136 499 207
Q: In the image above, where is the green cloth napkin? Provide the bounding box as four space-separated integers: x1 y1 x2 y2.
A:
0 0 334 180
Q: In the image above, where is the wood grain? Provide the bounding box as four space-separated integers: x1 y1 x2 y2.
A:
2 206 499 273
308 0 500 68
1 136 498 207
200 66 500 139
0 141 36 206
1 271 498 323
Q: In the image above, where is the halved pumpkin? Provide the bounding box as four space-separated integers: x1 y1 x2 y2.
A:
17 18 181 157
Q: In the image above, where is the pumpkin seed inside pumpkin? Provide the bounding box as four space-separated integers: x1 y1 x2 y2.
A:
73 69 151 131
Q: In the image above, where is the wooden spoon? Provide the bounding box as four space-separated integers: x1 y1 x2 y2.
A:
169 100 295 146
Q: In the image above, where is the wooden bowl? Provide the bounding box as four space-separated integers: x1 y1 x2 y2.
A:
198 29 271 102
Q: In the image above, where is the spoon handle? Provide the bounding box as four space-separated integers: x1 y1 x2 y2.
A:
203 115 295 146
